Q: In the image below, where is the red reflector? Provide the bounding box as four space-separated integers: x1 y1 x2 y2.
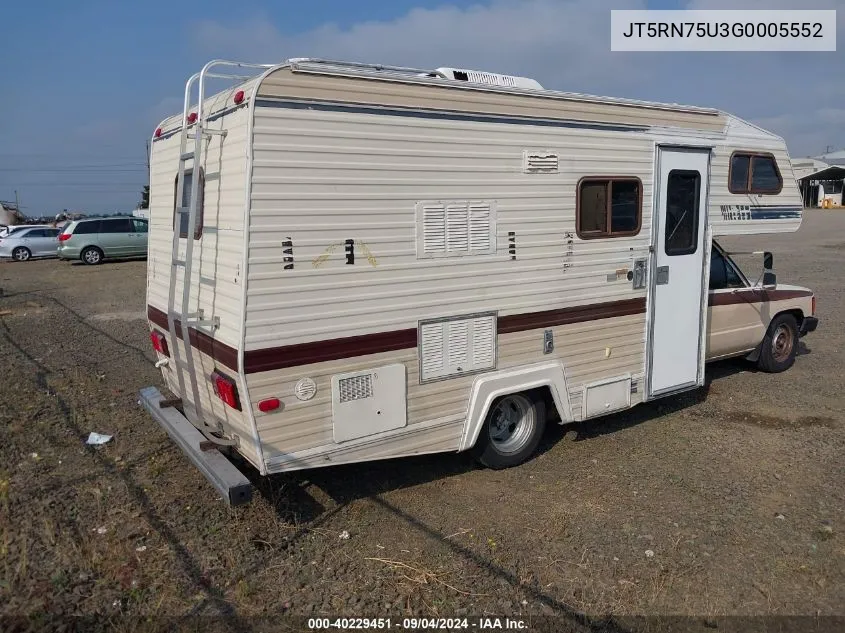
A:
211 370 241 410
187 112 197 124
150 330 169 357
258 398 280 413
154 127 162 138
58 233 71 241
233 90 245 104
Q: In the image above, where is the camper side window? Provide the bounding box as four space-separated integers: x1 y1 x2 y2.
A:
173 169 204 239
576 178 642 239
729 152 783 195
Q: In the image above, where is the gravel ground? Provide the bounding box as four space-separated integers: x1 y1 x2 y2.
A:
0 210 843 630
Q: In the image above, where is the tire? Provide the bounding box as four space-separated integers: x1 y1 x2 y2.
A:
757 313 799 373
81 246 103 265
474 392 546 469
12 247 31 262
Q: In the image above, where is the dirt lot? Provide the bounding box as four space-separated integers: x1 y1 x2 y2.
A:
0 210 843 630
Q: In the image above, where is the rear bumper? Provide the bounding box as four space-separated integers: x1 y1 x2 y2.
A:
799 316 819 337
57 245 81 260
138 386 253 505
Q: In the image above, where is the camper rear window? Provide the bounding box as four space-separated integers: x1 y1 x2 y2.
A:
173 168 204 239
576 178 642 239
729 152 783 194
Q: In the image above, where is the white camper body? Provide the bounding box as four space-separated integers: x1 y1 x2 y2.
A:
145 59 803 479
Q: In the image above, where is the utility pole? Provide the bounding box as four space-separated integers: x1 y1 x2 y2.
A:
14 189 19 211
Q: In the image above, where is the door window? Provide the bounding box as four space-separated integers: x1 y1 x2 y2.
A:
132 219 149 233
664 170 701 256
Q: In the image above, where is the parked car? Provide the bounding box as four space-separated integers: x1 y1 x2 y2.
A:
0 227 62 261
57 217 149 265
0 224 50 239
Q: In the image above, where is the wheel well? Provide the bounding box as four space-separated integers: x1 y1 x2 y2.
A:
531 386 561 423
775 308 804 328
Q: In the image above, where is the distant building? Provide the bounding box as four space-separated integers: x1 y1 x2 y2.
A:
132 208 150 219
0 202 25 226
795 149 845 208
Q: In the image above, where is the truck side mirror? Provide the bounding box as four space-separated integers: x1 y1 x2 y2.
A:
763 252 773 271
762 251 776 289
762 271 777 289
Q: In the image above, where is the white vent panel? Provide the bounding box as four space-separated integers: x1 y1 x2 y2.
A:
332 364 407 443
523 151 559 174
435 67 544 90
416 201 496 258
419 313 497 382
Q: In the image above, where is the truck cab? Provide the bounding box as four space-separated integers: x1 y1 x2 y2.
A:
706 240 818 372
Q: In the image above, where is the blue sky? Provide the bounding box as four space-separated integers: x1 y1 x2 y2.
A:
1 0 842 216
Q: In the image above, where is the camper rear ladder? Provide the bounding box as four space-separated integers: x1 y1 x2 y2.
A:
166 60 273 447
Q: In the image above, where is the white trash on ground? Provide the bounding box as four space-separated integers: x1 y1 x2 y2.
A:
86 432 113 446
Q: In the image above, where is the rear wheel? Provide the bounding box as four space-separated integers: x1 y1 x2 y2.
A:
81 246 103 265
757 313 798 373
12 247 31 262
474 392 546 469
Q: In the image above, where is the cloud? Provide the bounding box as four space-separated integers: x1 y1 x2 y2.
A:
190 0 844 157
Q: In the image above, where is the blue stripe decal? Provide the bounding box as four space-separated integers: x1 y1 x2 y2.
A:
749 209 802 219
253 98 649 133
719 205 802 221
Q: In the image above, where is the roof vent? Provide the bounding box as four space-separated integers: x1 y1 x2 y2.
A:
433 67 543 90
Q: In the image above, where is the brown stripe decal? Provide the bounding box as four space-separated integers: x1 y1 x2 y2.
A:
498 297 646 334
244 328 418 374
708 289 812 307
146 296 647 375
147 305 239 372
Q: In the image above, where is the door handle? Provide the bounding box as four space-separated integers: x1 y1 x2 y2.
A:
656 266 670 285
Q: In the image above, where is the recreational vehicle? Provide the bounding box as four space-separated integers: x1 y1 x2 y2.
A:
141 59 818 504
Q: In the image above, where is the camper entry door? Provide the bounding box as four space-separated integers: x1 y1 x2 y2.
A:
647 147 710 397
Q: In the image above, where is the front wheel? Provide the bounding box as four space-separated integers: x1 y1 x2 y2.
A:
474 392 546 469
12 247 31 262
81 246 103 265
757 313 798 373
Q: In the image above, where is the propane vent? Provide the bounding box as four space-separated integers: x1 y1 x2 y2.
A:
338 373 374 403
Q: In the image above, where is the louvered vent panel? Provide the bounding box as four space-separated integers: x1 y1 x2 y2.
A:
523 151 559 174
416 200 496 258
420 322 445 378
468 203 492 252
422 203 446 254
472 315 496 367
447 321 469 367
419 313 497 382
446 204 469 253
338 374 374 402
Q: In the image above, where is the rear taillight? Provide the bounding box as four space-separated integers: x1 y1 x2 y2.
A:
211 370 241 410
58 233 71 241
812 296 816 316
150 330 169 357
